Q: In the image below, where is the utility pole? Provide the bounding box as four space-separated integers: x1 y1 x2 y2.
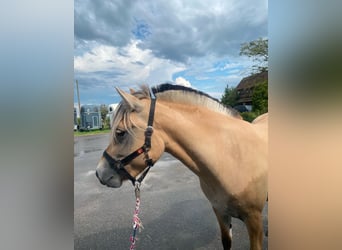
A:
76 80 81 120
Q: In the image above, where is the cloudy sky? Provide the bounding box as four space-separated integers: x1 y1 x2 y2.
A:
74 0 267 106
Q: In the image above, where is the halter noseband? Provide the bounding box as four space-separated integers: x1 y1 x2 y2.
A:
102 97 156 186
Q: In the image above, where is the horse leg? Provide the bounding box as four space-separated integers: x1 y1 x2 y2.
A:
244 210 264 250
213 207 232 250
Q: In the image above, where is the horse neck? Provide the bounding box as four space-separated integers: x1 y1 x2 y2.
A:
155 100 238 177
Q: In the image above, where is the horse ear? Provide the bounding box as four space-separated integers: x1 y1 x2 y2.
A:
115 87 143 112
129 88 135 94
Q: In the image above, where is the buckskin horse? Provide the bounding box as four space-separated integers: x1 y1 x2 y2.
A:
96 84 268 250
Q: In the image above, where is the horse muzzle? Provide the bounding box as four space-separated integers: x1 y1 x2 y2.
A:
95 160 123 188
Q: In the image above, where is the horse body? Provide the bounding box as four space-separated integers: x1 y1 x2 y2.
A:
157 100 268 250
96 84 268 250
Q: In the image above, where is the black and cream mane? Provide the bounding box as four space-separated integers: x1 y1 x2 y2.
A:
152 83 240 118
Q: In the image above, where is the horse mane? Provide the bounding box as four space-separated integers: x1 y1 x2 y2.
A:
151 83 241 118
111 83 241 143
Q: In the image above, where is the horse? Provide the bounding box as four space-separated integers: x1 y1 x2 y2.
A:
95 84 268 250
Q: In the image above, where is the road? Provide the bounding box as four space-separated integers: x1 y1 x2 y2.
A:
74 134 268 249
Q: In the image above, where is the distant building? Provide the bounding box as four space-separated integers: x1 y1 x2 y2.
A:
235 71 268 106
79 104 102 131
107 103 119 128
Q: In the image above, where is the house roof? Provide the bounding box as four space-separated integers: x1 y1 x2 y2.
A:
236 71 268 90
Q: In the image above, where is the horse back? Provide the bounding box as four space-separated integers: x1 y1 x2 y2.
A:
251 113 268 142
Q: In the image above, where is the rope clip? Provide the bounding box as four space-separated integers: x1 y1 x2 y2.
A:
134 181 141 197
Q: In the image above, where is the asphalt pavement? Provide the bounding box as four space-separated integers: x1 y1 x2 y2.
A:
74 134 268 250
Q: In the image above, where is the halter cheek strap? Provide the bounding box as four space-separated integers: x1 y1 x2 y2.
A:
102 98 156 186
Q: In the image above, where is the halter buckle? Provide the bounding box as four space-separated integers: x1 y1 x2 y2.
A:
145 126 153 137
144 126 154 150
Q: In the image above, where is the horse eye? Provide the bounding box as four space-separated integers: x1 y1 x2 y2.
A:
115 129 126 138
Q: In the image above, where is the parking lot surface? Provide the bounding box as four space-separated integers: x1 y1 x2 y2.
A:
74 134 268 249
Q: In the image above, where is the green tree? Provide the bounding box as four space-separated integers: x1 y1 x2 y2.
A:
100 104 108 127
105 116 111 129
221 85 238 107
252 80 268 113
240 38 268 73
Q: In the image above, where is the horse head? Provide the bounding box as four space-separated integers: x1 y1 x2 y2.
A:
95 86 165 188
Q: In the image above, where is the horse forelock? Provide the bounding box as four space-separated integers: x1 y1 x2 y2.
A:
111 85 151 144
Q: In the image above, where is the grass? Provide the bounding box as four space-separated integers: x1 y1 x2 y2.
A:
74 128 111 137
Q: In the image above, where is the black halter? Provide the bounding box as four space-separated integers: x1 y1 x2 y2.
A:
102 97 156 186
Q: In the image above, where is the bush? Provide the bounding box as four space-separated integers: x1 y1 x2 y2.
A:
221 85 238 107
241 111 260 122
252 80 268 113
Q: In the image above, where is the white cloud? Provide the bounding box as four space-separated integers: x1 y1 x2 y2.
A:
74 40 185 88
74 0 267 103
174 77 192 87
221 62 241 71
206 92 225 99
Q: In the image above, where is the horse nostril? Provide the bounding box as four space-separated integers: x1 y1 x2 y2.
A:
96 170 106 185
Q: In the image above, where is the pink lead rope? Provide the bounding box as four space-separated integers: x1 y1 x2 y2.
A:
129 182 144 250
